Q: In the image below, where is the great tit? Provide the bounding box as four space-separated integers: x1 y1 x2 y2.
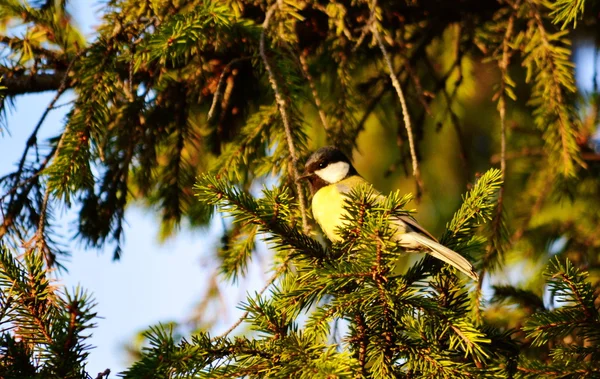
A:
299 146 478 281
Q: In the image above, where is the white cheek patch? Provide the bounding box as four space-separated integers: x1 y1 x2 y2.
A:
314 161 350 183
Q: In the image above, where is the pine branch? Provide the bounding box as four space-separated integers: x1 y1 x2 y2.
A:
550 0 586 29
136 3 248 66
214 105 280 181
194 174 325 258
0 245 96 376
213 261 288 341
523 258 599 347
522 0 582 176
440 168 503 250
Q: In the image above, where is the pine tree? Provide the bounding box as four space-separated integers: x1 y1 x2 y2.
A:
1 0 600 377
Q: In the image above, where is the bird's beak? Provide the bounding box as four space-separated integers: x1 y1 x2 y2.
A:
296 172 312 182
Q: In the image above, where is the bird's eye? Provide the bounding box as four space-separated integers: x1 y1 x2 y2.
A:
318 162 325 168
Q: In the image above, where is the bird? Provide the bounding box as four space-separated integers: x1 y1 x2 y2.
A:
298 146 478 281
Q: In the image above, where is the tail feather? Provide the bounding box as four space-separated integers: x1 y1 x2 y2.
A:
401 232 479 281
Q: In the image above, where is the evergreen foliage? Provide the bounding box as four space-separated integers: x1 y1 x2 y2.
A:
0 245 97 378
1 0 599 377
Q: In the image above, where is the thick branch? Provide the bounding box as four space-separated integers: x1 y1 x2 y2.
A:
1 72 71 96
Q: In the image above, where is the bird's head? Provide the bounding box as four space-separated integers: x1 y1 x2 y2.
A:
298 146 357 192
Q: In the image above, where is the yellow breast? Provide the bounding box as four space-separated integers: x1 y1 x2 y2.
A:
311 176 367 242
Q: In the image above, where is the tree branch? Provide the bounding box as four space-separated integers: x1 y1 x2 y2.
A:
260 1 309 234
1 72 72 96
372 23 424 198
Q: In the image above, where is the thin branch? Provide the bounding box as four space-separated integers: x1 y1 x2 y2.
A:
126 45 135 102
28 129 70 266
402 58 432 116
260 1 309 233
207 57 252 122
475 14 514 321
594 44 598 93
95 369 111 379
1 53 81 242
298 52 330 134
212 262 288 341
50 100 75 110
0 145 58 204
353 27 439 141
372 23 423 197
476 8 517 312
490 148 544 163
24 54 85 265
10 59 75 203
354 312 368 376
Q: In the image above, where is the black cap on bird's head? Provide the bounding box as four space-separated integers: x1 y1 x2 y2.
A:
298 146 358 192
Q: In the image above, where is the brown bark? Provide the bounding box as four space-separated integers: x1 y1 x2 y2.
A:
2 72 71 96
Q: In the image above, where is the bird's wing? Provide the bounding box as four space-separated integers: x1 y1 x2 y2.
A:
397 215 439 242
337 176 438 241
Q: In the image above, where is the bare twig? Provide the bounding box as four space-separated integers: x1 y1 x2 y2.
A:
260 1 309 233
212 262 288 341
0 145 58 204
95 369 111 379
490 147 544 163
372 24 423 196
50 100 75 110
351 25 440 145
402 58 432 116
298 53 330 134
207 57 251 122
9 53 79 204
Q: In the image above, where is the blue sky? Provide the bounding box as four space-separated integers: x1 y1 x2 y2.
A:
2 3 599 376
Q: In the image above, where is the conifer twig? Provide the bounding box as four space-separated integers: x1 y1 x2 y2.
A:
372 24 423 196
260 1 309 233
212 262 288 341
